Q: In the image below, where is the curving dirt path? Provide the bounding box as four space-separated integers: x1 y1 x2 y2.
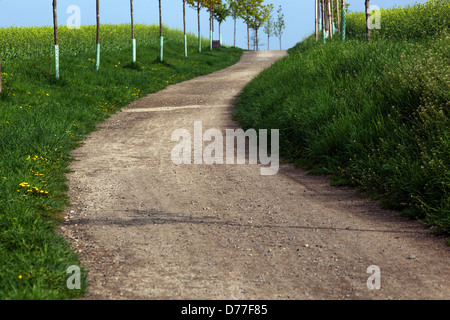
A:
61 51 449 300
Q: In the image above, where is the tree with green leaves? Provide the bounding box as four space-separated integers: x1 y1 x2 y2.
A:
214 3 230 46
273 5 285 50
203 0 221 50
237 0 253 50
187 0 204 52
248 1 273 51
238 0 270 51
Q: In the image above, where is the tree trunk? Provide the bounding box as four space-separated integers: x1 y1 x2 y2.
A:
159 0 162 37
330 0 334 34
198 5 201 52
341 0 346 41
130 0 134 40
247 17 250 51
234 17 237 48
321 0 326 42
159 0 163 61
53 0 58 46
209 9 212 50
219 22 222 46
183 0 187 57
130 0 136 62
211 8 215 50
327 0 333 40
96 0 100 44
183 0 186 36
96 0 100 70
366 0 371 41
315 0 319 41
336 0 340 34
53 0 59 79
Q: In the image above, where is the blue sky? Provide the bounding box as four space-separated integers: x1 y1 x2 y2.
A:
0 0 427 50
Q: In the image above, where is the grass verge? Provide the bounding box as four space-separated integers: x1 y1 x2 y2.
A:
234 2 449 235
0 24 242 299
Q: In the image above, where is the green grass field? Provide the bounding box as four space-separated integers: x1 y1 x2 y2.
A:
0 23 242 299
234 1 449 235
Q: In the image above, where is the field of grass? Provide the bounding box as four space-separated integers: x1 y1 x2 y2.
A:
0 23 242 299
234 1 449 235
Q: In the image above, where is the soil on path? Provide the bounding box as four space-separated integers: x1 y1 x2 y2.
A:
61 51 449 300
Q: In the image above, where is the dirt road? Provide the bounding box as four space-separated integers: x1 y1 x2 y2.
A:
61 51 449 300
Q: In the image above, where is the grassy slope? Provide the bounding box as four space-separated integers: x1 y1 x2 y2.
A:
234 1 449 235
0 24 242 299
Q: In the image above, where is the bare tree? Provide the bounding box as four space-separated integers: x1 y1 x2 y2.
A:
274 5 285 50
264 12 275 49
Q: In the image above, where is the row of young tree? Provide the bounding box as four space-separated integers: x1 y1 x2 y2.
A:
315 0 375 43
52 0 165 79
0 1 376 89
1 0 281 88
46 0 282 80
186 0 285 52
315 0 348 42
